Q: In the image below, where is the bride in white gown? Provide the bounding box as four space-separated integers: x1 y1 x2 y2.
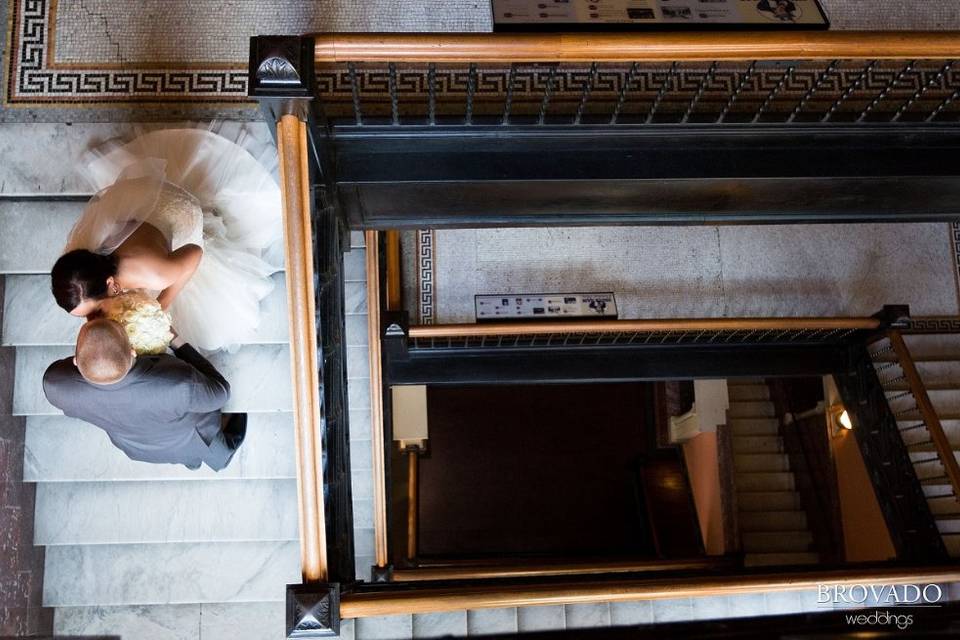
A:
50 126 283 352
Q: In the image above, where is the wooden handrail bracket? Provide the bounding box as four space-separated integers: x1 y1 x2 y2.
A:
314 32 960 63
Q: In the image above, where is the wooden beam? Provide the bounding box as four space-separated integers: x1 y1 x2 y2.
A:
408 317 880 338
365 230 390 568
277 114 328 582
315 32 960 63
340 566 960 618
888 330 960 505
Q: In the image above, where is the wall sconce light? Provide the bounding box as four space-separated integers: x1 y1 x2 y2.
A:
829 404 854 434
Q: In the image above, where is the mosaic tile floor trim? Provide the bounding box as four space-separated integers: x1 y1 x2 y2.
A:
3 0 492 106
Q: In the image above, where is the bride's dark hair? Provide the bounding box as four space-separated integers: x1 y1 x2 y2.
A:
51 250 118 312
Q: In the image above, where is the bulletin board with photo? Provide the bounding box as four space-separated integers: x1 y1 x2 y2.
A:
493 0 830 31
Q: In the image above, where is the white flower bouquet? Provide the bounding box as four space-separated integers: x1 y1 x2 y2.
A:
103 289 173 355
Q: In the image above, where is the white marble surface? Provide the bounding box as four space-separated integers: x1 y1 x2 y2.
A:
431 224 959 322
412 611 467 639
517 605 566 632
44 541 300 606
24 413 295 482
13 343 293 415
0 200 80 273
2 272 289 346
0 122 274 196
55 602 290 640
55 604 201 640
200 601 286 640
355 614 413 640
467 608 519 635
35 479 298 545
565 603 611 628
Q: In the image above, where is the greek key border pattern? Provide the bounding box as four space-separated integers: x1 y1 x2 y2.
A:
417 229 435 325
7 0 249 104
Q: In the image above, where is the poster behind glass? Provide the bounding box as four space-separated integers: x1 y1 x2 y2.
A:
493 0 829 30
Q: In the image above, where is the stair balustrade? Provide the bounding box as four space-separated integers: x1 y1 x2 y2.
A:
250 30 960 637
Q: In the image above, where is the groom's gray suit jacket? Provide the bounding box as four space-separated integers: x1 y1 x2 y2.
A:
43 343 233 470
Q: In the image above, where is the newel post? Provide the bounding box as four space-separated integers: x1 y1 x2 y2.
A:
250 35 341 638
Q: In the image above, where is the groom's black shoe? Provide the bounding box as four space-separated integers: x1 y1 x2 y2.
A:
221 412 248 450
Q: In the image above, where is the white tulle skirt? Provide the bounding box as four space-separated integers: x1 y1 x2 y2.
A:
79 125 283 352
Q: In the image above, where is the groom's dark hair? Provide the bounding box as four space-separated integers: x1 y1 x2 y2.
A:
51 250 118 313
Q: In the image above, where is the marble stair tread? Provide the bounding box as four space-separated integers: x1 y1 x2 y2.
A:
886 388 960 415
2 272 290 346
727 401 775 418
13 344 293 415
54 602 287 640
24 413 295 482
741 531 814 553
0 200 80 273
43 540 299 606
35 479 298 545
733 453 790 473
0 121 274 197
727 385 770 401
743 552 819 567
0 200 287 276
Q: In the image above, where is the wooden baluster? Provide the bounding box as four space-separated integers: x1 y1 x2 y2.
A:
888 330 960 504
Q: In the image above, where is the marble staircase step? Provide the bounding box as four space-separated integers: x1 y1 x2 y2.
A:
0 122 274 198
54 602 287 640
736 490 803 512
34 479 298 545
0 200 81 273
727 400 775 418
43 540 300 606
727 384 770 401
911 360 960 386
741 531 814 553
734 453 790 473
900 419 960 447
24 414 295 482
738 510 807 532
886 388 960 416
2 272 289 346
735 472 795 492
13 344 293 415
729 418 779 436
731 435 784 454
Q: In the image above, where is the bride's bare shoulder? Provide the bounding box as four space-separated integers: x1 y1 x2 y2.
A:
113 224 178 289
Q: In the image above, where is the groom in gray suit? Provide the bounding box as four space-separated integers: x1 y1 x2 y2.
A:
42 319 246 471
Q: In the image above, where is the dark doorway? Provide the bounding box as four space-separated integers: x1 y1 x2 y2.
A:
417 383 660 558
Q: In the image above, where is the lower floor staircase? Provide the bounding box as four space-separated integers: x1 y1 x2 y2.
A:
870 332 960 557
727 379 819 567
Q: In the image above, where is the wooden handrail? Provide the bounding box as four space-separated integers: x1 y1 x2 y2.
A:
385 230 402 312
406 450 418 562
340 565 960 618
314 32 960 63
277 114 328 582
888 330 960 504
392 557 731 582
365 230 390 568
408 317 880 339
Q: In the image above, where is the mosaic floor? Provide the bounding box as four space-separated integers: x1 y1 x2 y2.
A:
4 0 960 108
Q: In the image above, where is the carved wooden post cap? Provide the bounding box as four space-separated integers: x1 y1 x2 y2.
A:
249 35 315 98
286 583 341 638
